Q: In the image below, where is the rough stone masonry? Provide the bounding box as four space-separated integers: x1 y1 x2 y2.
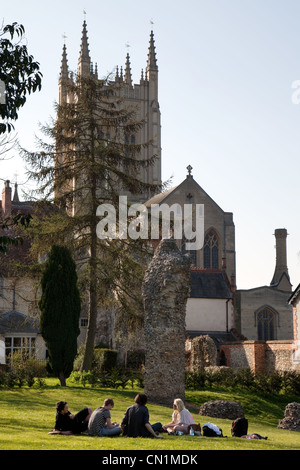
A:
142 238 191 406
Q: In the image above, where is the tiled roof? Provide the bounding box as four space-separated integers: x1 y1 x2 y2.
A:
0 310 39 334
190 269 232 299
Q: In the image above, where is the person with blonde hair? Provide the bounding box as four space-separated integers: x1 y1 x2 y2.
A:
162 398 195 434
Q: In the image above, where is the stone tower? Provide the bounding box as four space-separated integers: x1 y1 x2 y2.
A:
58 20 161 204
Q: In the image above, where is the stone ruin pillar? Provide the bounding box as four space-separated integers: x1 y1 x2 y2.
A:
142 238 191 406
189 335 217 371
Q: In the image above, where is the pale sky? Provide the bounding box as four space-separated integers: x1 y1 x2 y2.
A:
1 0 300 290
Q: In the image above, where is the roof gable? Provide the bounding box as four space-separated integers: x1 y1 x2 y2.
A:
145 175 227 215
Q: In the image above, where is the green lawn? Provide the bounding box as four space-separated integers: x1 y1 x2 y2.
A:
0 378 299 451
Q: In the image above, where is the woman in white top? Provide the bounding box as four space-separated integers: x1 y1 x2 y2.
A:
162 398 195 434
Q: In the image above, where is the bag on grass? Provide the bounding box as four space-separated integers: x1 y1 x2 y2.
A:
202 422 223 437
231 417 248 437
187 423 202 436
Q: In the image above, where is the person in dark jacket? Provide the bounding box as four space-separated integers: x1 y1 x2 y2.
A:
50 401 92 434
121 393 163 438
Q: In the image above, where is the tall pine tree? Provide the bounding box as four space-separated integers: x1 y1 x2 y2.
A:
22 73 162 370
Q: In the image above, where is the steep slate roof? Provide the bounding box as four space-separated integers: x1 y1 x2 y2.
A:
190 270 232 299
270 271 293 291
145 185 179 206
0 311 39 334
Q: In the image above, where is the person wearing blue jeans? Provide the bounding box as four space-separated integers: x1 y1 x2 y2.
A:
88 398 121 437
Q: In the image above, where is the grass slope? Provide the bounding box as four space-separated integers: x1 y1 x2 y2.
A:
0 378 299 451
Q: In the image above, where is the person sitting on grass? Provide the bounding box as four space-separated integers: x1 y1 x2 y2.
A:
162 398 195 435
88 398 122 437
49 401 92 435
121 393 164 438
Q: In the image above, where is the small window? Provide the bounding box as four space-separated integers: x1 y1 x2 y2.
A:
80 318 88 328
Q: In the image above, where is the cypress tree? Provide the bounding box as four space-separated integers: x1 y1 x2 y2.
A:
39 245 81 386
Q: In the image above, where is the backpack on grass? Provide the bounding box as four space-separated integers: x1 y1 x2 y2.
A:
202 422 223 437
231 417 248 437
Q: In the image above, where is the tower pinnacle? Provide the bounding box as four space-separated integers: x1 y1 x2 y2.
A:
124 52 132 85
59 42 69 104
78 19 91 76
146 30 158 75
60 43 69 81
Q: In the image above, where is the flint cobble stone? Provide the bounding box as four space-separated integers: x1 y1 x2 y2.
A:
199 400 244 420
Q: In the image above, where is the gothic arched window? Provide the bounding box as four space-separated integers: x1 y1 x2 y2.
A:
257 307 277 340
203 230 219 269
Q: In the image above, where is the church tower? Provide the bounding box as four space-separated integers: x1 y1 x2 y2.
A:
58 19 161 203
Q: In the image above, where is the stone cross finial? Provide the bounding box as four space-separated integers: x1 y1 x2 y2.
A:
187 164 193 176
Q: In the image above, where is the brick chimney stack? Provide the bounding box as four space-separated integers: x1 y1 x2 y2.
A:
270 228 292 291
1 180 12 219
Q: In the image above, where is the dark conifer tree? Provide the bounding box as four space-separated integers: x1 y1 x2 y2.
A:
39 245 81 386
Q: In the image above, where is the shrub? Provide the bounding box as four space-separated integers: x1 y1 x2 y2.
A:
209 367 238 388
5 370 17 388
185 370 206 389
126 350 145 369
185 367 300 395
93 348 118 373
73 346 118 375
280 370 300 395
0 369 6 388
234 368 256 390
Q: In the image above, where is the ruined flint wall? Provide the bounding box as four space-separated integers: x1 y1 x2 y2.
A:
142 238 191 406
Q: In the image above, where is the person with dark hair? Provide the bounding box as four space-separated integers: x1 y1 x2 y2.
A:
88 398 121 437
121 393 163 438
50 401 92 434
